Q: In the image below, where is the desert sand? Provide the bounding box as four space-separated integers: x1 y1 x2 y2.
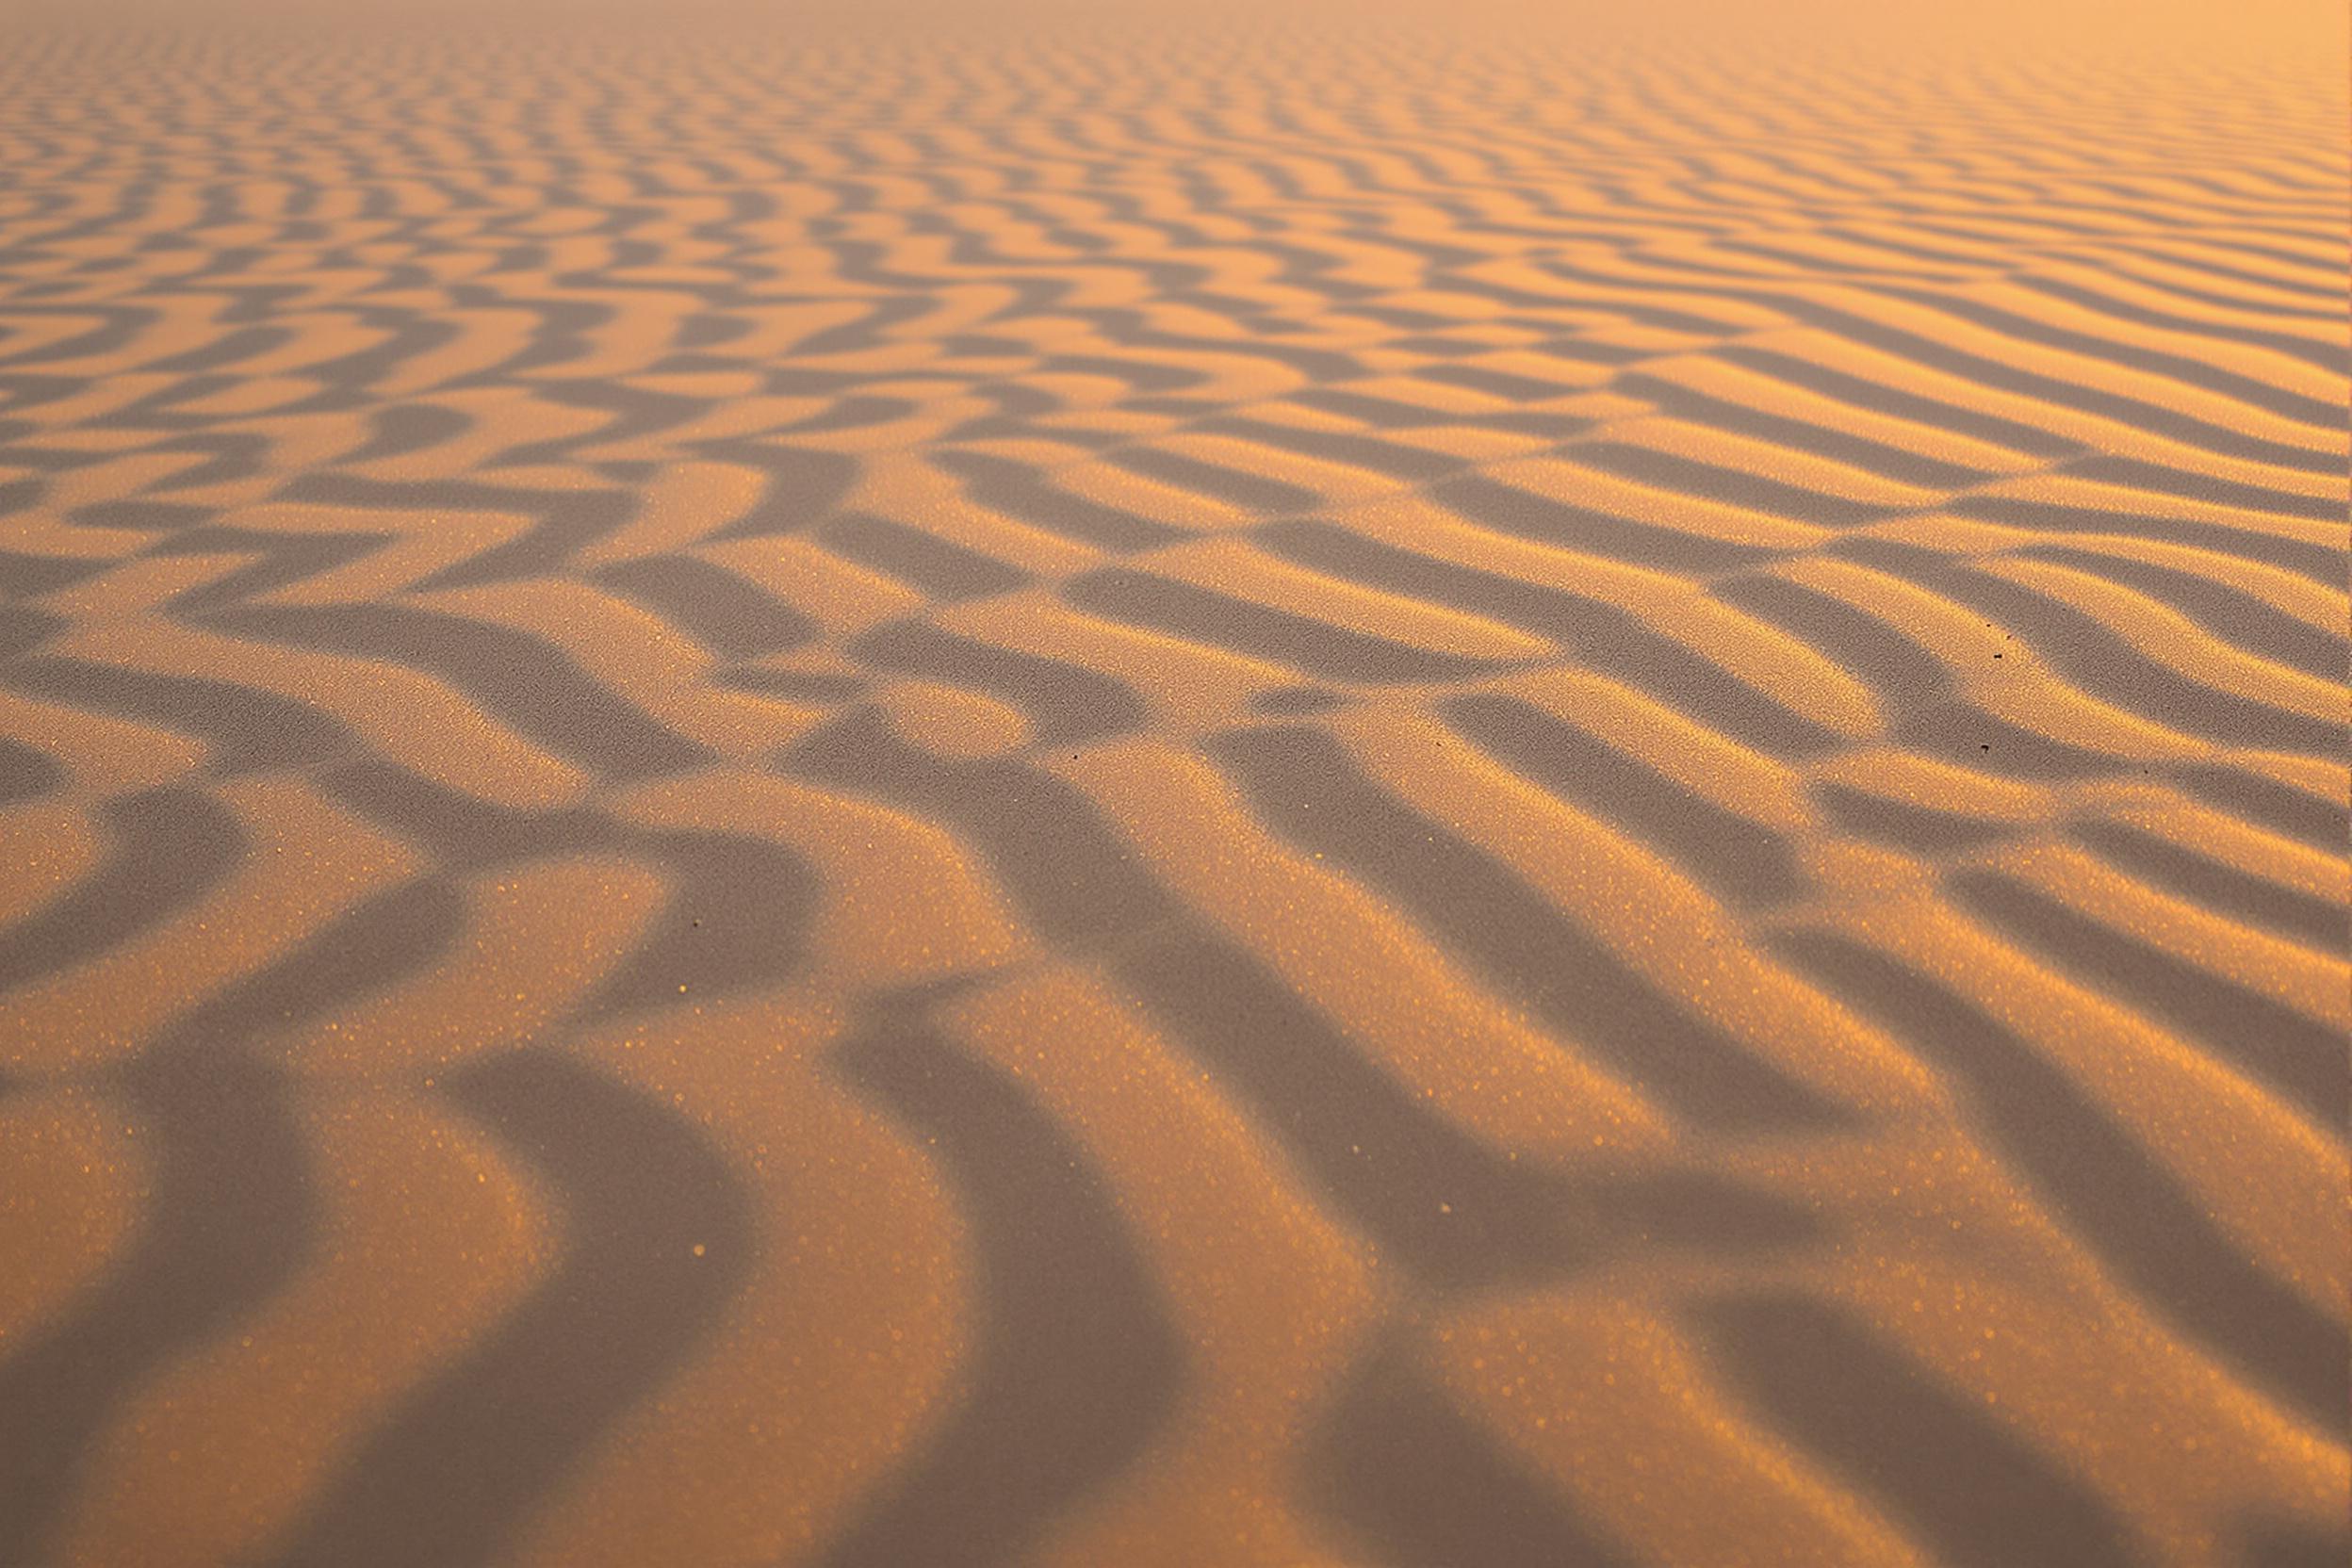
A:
0 1 2344 1565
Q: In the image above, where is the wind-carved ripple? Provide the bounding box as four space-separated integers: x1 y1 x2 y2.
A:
0 9 2342 1568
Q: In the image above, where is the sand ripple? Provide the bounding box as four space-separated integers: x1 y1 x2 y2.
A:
0 5 2344 1565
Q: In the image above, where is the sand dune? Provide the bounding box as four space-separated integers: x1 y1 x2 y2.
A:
0 3 2344 1565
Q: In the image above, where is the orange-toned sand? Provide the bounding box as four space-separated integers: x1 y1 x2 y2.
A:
0 1 2344 1564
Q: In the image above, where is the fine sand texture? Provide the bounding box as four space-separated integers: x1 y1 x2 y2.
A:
0 2 2344 1565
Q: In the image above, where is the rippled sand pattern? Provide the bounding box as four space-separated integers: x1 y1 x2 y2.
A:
0 5 2345 1565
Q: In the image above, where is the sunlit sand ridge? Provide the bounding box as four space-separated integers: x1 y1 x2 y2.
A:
0 1 2344 1564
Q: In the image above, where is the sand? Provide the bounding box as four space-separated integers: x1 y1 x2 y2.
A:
0 2 2344 1564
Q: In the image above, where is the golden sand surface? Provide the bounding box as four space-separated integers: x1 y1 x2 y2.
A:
0 1 2344 1564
